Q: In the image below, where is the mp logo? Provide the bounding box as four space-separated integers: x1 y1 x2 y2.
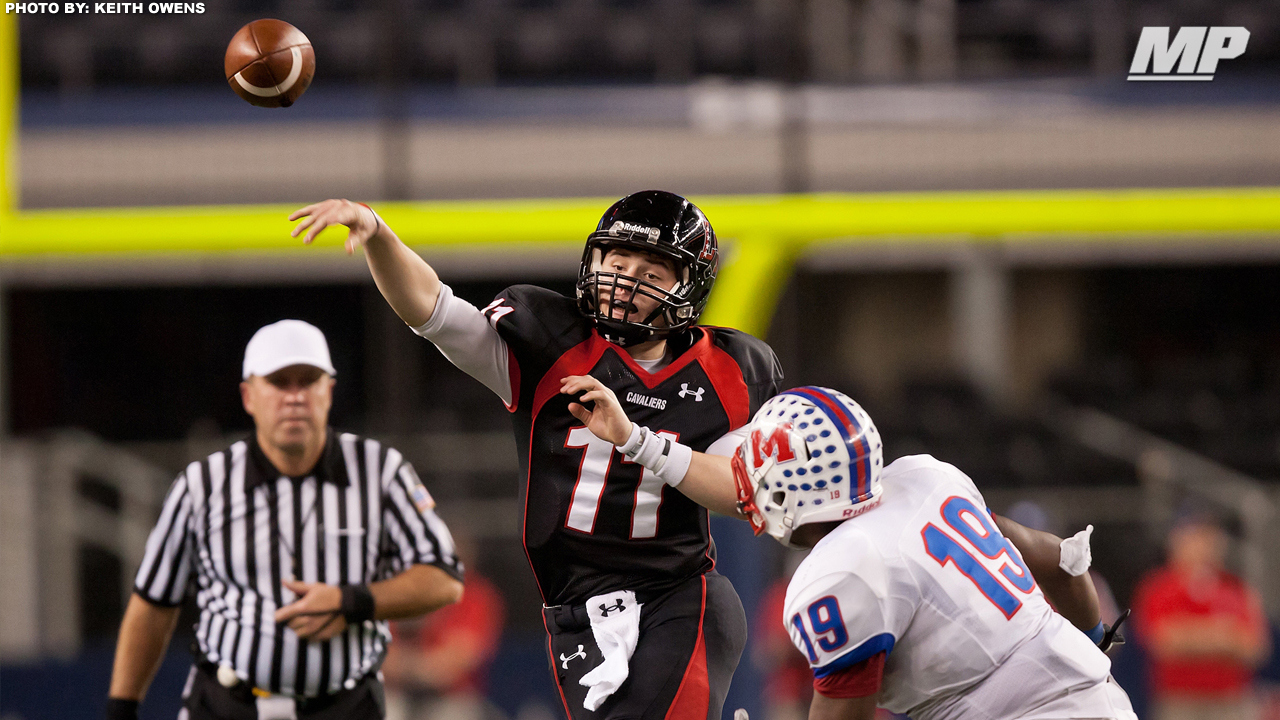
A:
1129 27 1249 81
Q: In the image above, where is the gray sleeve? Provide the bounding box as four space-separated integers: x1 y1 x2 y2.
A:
411 283 513 405
705 426 750 457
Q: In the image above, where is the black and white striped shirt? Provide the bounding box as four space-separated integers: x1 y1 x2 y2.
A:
134 430 462 697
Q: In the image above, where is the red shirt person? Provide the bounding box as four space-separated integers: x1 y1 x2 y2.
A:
384 573 505 720
1133 514 1271 720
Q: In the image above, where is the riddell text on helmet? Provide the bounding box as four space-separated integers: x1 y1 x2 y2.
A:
4 2 205 11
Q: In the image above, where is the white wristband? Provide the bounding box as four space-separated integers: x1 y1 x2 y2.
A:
619 423 645 456
618 423 693 488
655 442 693 488
1058 524 1094 577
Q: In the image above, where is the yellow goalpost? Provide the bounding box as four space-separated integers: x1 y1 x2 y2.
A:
4 15 1280 337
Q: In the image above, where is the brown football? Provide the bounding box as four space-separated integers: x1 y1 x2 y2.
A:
224 19 315 108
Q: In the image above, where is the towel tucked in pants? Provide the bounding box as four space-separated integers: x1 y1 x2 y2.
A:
542 572 747 720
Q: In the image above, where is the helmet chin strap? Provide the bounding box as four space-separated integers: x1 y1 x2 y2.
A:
597 319 667 347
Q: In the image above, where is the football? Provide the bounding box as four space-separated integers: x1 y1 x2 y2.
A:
224 19 315 108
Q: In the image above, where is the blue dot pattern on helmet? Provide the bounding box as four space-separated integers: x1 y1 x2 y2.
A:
797 501 805 507
811 465 823 474
775 482 783 488
787 484 798 491
812 449 822 458
800 483 811 491
783 470 793 478
797 468 807 476
820 430 831 438
804 409 814 415
813 418 823 425
815 480 827 488
806 435 817 442
832 475 843 483
829 461 840 469
799 422 808 429
814 499 823 505
826 445 836 453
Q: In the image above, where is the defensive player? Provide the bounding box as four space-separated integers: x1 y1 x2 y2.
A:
732 386 1136 720
290 192 783 720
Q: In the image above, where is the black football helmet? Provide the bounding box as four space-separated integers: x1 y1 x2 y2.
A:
576 190 719 346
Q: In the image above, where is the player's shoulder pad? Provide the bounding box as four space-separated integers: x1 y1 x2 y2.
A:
491 284 585 342
794 523 891 600
883 453 983 499
702 326 784 386
785 526 898 669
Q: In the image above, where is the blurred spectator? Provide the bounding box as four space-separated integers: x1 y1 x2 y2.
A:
755 574 811 720
1133 510 1272 720
383 534 506 720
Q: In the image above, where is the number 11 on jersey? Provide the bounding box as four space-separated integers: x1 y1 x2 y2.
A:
564 426 677 539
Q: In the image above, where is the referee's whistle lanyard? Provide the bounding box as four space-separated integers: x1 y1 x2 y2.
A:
265 479 324 583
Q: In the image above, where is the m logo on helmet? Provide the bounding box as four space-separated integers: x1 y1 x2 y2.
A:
751 426 797 467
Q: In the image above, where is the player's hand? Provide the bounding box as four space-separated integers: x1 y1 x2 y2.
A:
561 374 632 445
275 579 348 641
1098 608 1129 655
289 199 380 255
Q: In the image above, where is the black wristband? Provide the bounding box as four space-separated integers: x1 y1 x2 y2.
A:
105 698 140 720
340 584 375 623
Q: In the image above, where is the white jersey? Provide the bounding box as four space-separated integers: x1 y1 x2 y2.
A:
784 455 1132 720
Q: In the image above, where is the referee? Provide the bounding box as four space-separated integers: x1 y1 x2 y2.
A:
106 320 464 720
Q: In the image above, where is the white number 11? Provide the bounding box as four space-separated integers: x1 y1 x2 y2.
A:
564 426 678 539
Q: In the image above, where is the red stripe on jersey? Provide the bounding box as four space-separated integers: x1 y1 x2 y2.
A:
664 575 711 720
525 335 610 603
505 345 521 412
698 329 751 430
530 336 611 421
813 652 885 699
608 328 713 389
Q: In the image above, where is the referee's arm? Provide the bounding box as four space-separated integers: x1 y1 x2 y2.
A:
277 457 464 641
108 595 181 702
108 474 194 716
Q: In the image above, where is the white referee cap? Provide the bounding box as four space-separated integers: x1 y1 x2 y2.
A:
242 320 337 379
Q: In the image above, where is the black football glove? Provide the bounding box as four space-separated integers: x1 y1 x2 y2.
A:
105 698 140 720
1098 608 1130 654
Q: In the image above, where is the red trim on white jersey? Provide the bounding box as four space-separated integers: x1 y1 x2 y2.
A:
814 651 886 699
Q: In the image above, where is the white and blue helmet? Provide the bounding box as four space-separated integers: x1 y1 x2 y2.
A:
732 386 884 548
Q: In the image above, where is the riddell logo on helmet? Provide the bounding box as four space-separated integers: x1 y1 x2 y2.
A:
842 495 882 519
608 221 661 243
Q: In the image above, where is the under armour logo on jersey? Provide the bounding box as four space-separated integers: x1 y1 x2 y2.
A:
599 600 626 616
678 383 704 401
480 298 514 329
560 645 586 668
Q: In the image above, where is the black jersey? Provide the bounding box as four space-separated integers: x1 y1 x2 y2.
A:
482 285 782 605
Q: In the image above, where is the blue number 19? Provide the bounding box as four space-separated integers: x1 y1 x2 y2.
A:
922 524 1022 618
923 496 1038 619
791 596 850 662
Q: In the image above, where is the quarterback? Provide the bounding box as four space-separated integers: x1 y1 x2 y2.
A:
291 192 783 720
733 387 1136 720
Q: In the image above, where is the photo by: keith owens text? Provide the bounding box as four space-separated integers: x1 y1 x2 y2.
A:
4 2 204 12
